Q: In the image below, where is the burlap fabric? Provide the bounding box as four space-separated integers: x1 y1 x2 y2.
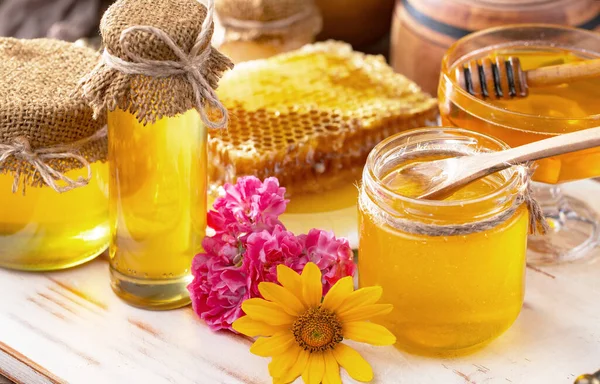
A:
215 0 322 41
0 37 107 192
79 0 234 125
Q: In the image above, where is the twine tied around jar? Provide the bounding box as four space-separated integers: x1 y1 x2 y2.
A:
92 0 229 129
361 163 550 237
218 7 314 31
0 38 107 194
521 164 550 235
214 0 322 42
0 127 107 194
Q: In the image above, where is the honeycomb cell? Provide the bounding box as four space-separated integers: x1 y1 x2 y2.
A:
208 41 439 195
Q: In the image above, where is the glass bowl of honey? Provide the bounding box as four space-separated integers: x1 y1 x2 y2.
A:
438 24 600 265
358 127 529 356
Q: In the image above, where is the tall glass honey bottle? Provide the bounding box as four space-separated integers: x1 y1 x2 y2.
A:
79 0 233 309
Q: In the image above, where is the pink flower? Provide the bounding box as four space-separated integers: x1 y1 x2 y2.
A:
188 252 250 331
202 233 240 263
243 225 305 296
297 229 356 294
188 176 357 332
209 176 288 236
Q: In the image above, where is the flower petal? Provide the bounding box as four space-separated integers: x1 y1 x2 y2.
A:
343 321 397 346
269 344 301 379
333 344 373 382
321 276 354 312
232 316 288 337
337 304 393 323
302 352 325 384
250 332 295 357
231 316 289 337
277 264 303 300
322 350 342 384
242 298 296 326
301 262 323 308
336 286 382 314
281 349 310 383
259 282 305 316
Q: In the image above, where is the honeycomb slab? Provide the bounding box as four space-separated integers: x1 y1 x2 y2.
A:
209 41 439 195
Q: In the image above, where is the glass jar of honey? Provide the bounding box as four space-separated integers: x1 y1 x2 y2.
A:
358 128 529 356
214 0 322 63
438 25 600 264
0 38 109 271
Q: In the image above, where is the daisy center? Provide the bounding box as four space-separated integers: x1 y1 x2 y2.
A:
292 307 343 352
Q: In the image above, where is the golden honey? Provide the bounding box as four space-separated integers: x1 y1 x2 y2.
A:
210 41 438 196
209 42 437 238
439 27 600 184
205 42 438 239
358 128 528 356
216 35 317 64
0 164 109 271
108 108 207 310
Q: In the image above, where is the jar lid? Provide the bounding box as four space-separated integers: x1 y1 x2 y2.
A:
215 0 322 40
79 0 233 126
0 38 107 192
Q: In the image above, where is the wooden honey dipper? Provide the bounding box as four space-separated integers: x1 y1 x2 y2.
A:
398 126 600 200
455 56 600 99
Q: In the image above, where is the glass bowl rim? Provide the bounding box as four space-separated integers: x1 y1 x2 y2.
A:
364 127 523 208
440 23 600 122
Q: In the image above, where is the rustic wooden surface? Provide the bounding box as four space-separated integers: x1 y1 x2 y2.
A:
1 180 600 384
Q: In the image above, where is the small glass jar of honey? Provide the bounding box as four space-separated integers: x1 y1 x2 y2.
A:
358 128 529 356
0 38 109 271
214 0 322 63
438 25 600 264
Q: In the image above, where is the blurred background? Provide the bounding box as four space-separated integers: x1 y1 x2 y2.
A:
0 0 395 51
1 0 598 95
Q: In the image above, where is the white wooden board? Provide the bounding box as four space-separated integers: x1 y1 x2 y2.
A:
1 181 599 384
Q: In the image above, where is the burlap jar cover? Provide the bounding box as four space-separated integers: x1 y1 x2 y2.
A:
214 0 322 44
79 0 233 127
0 38 107 194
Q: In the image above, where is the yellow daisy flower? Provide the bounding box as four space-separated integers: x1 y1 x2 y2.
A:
232 262 396 384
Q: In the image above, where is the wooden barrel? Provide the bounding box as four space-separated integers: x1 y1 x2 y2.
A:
315 0 395 48
391 0 600 95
